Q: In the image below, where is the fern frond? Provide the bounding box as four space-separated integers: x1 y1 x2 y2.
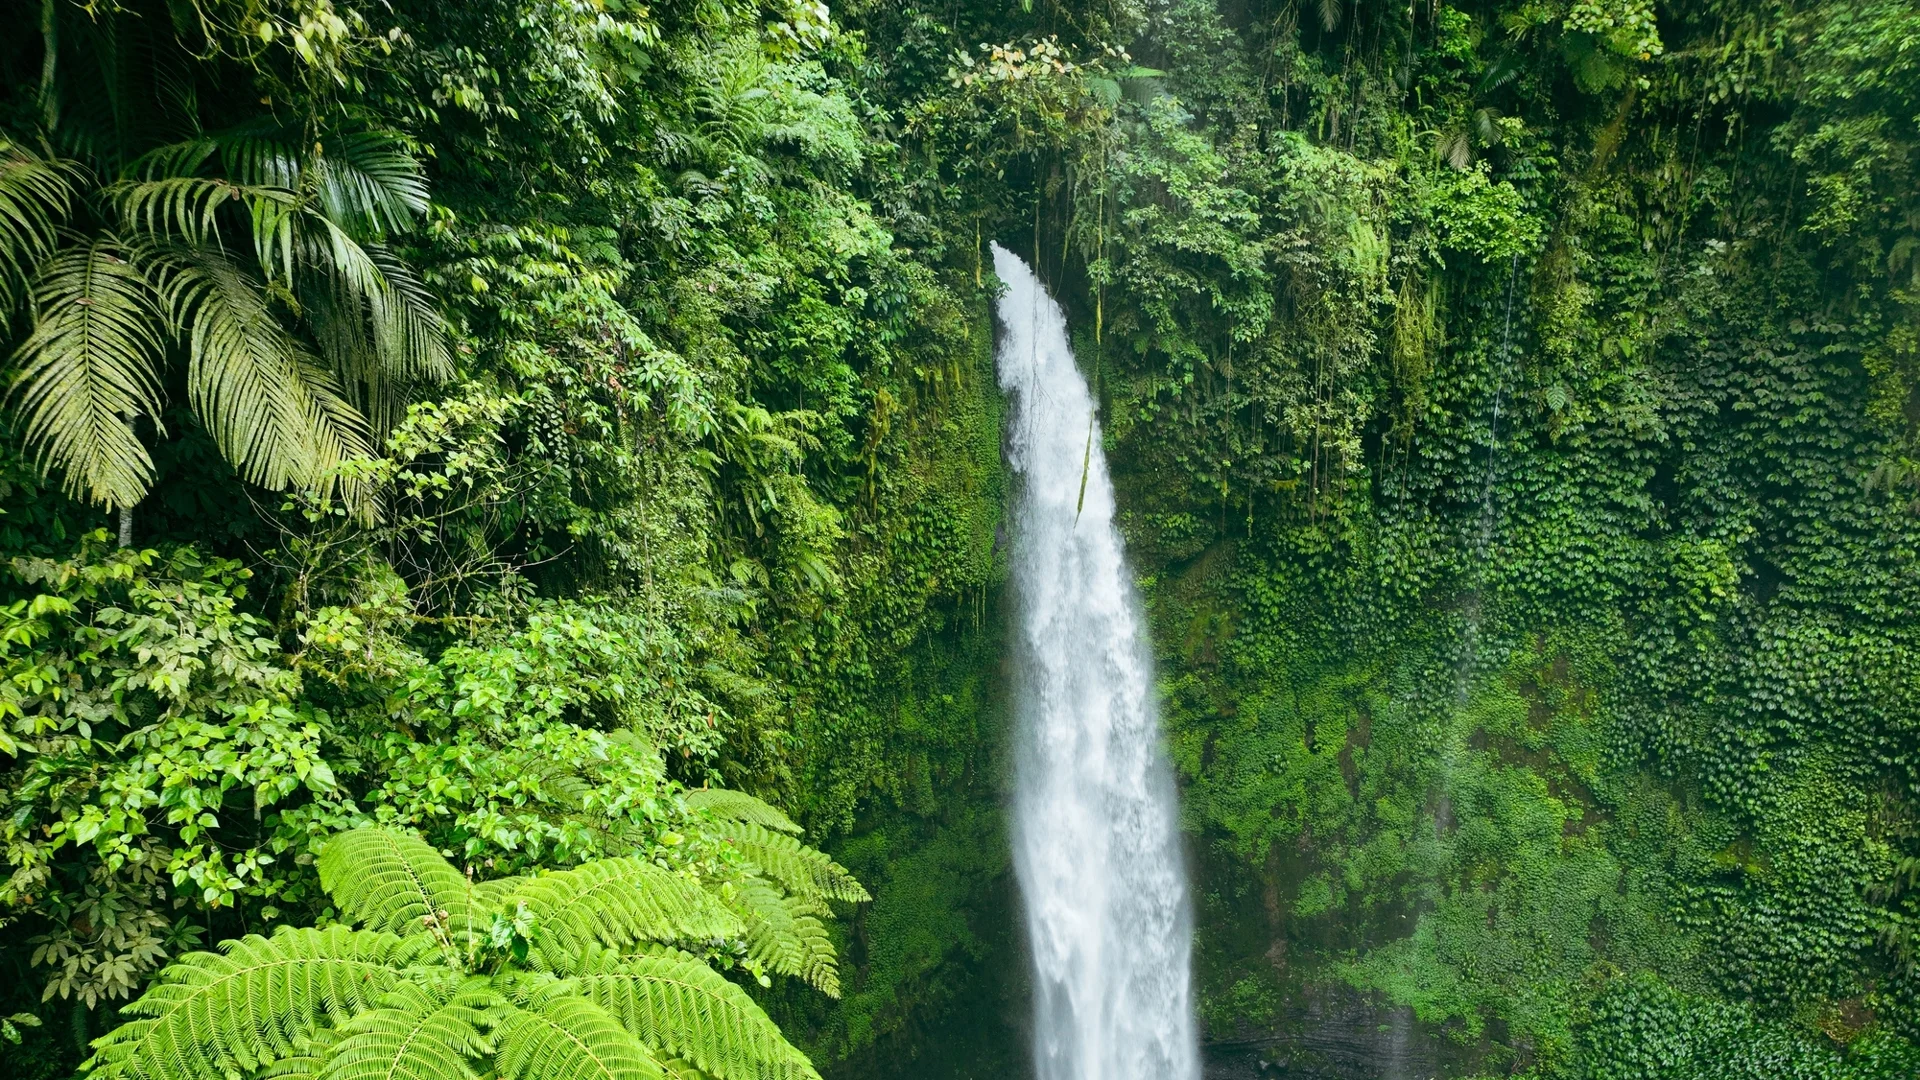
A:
316 974 502 1080
572 946 821 1080
726 878 839 997
730 877 794 976
10 234 166 509
496 991 664 1080
0 141 79 308
318 827 478 941
783 910 840 999
85 927 409 1080
709 822 868 904
506 859 742 969
685 790 801 835
257 1028 344 1080
472 876 527 914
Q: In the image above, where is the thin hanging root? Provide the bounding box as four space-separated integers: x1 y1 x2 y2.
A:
1075 417 1093 521
976 218 982 288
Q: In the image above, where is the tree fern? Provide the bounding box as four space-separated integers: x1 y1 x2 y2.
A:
496 989 663 1080
472 876 528 912
506 858 742 967
659 1059 715 1080
572 945 820 1080
727 877 840 998
318 828 477 941
780 908 840 1000
85 822 840 1080
684 790 801 835
316 975 501 1080
708 821 868 904
85 927 413 1080
255 1029 343 1080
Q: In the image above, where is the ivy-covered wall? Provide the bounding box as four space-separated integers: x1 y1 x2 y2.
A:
1084 0 1920 1073
808 0 1920 1074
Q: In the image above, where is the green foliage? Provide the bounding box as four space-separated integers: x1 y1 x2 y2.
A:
2 4 452 507
823 0 1920 1070
573 945 820 1080
507 859 741 966
317 828 479 937
17 0 1920 1074
86 825 844 1080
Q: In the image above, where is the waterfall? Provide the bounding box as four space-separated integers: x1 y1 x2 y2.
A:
993 243 1200 1080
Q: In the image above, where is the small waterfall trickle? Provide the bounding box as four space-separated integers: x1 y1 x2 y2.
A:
992 243 1201 1080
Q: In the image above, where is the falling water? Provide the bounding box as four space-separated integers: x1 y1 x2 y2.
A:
992 243 1200 1080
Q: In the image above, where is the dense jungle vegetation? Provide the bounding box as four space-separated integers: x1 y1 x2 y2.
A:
3 0 1920 1077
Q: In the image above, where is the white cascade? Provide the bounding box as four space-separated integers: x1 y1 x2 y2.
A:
993 243 1201 1080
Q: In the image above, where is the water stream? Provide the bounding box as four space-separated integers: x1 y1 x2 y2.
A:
993 243 1201 1080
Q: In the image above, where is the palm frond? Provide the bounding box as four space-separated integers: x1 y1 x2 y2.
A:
316 974 502 1080
496 990 664 1080
708 821 868 904
572 946 821 1080
84 927 410 1080
216 128 303 190
318 827 478 940
312 132 429 237
301 223 447 408
114 175 303 278
363 243 452 381
155 249 373 492
505 859 742 969
685 790 802 835
115 174 239 246
9 234 165 509
0 141 79 308
119 135 296 264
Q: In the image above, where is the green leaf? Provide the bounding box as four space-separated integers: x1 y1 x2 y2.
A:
0 140 78 308
9 234 166 509
505 859 741 970
152 248 373 494
84 927 411 1080
496 991 663 1080
707 821 868 904
315 975 501 1080
573 946 821 1080
684 790 801 835
319 827 478 940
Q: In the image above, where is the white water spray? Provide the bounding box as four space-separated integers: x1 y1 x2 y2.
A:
993 244 1200 1080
